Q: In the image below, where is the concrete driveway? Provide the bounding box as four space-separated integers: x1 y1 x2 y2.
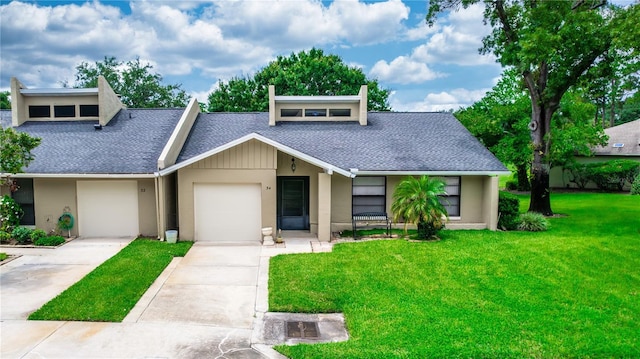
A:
1 235 328 358
1 239 270 358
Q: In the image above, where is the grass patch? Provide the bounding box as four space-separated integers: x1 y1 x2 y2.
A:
0 252 7 261
270 193 640 358
29 238 192 322
340 228 416 239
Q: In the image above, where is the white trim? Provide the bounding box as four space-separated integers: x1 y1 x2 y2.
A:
158 133 355 178
21 88 98 96
2 173 157 179
157 97 200 169
352 170 511 176
274 95 360 103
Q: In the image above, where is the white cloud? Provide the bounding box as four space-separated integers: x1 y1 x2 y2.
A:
412 3 495 66
391 88 489 112
369 56 444 84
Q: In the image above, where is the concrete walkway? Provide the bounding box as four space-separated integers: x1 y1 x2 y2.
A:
0 233 333 359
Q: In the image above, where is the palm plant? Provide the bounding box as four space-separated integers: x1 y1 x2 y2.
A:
391 176 448 240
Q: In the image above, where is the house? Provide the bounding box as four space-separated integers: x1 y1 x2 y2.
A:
2 77 509 242
550 119 640 189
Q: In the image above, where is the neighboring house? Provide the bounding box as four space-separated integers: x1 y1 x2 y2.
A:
550 119 640 189
2 78 509 242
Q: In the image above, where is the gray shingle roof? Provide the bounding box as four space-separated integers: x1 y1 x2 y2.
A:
2 109 183 174
178 112 508 173
593 119 640 156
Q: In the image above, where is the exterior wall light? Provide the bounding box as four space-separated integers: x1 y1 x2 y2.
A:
291 157 296 173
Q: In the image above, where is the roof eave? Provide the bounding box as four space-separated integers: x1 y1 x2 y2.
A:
352 170 511 176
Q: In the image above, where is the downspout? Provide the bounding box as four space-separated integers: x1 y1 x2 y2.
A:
154 172 162 240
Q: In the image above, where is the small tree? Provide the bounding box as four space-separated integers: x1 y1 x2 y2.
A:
1 127 41 184
391 176 448 240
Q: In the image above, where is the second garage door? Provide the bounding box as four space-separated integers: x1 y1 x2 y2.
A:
194 183 261 242
77 180 139 238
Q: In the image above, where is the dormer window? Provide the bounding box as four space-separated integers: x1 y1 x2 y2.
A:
281 109 302 117
269 85 367 126
80 105 99 117
28 105 50 118
305 109 327 117
54 105 76 118
330 109 351 117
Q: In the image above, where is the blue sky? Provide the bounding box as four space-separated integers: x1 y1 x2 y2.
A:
0 0 507 111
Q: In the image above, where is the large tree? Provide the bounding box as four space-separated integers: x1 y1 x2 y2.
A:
0 91 10 109
207 48 391 112
71 56 189 108
0 127 40 189
427 0 633 215
456 69 607 191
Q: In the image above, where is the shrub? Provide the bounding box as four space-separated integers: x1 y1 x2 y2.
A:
631 173 640 195
518 212 549 232
12 226 33 244
35 235 66 247
505 180 518 191
498 191 520 230
30 228 47 242
565 163 591 189
588 160 639 191
0 231 11 243
0 195 23 232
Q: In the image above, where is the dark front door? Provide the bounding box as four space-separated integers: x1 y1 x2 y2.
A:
277 176 309 230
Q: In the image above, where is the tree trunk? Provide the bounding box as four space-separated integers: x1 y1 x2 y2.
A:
515 163 530 191
528 99 554 216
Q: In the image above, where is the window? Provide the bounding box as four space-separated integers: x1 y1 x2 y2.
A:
352 177 386 214
305 109 327 117
80 105 99 117
28 105 51 118
12 178 35 226
281 109 302 117
439 177 460 217
54 105 76 118
329 109 351 117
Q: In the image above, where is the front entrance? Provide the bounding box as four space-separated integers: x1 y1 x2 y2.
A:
277 176 309 230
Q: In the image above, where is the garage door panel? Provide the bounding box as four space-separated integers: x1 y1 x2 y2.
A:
195 184 261 242
77 181 139 238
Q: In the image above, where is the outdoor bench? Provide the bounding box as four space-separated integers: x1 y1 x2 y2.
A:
351 212 391 239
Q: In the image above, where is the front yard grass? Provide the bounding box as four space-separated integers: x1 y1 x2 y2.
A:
29 238 192 322
270 192 640 358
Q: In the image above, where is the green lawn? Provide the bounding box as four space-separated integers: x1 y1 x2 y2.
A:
29 238 192 322
0 252 7 261
269 193 640 358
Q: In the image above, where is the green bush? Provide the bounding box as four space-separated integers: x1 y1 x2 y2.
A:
0 231 11 243
630 173 640 195
568 160 640 191
12 226 32 244
30 228 47 242
518 212 549 232
35 235 66 247
0 195 23 232
505 180 518 191
498 191 520 230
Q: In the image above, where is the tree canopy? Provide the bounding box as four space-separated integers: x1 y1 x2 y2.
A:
71 56 189 108
0 91 10 110
207 48 391 112
0 127 40 187
428 0 636 215
456 69 607 191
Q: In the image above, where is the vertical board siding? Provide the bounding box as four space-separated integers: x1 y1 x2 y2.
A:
187 139 277 169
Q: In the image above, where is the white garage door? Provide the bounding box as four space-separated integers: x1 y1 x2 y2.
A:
194 183 261 242
77 180 139 238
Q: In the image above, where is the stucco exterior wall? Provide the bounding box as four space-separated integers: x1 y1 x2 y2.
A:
330 175 496 232
33 178 78 236
137 178 157 237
